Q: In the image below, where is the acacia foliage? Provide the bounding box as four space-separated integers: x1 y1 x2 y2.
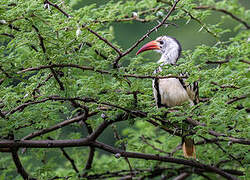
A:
0 0 249 179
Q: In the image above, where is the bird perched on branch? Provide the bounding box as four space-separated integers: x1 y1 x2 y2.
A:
136 35 199 158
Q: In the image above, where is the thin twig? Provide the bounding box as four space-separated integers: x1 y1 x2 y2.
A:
31 23 65 91
22 113 89 140
210 81 239 89
84 147 95 170
227 95 247 104
194 6 250 29
206 59 230 64
44 0 71 18
173 172 190 180
214 142 243 167
185 118 250 145
84 42 108 60
60 148 79 173
112 125 133 178
17 63 187 79
239 59 250 65
48 137 79 173
141 135 169 154
84 27 123 55
32 73 53 96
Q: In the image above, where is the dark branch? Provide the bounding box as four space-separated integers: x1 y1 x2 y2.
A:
185 118 250 145
12 150 35 180
0 141 238 180
31 23 65 90
60 148 79 173
22 113 88 140
210 81 239 89
32 25 46 53
239 59 250 65
84 42 108 60
32 73 53 96
44 0 71 18
47 137 79 173
17 63 187 79
173 172 190 180
214 142 243 167
49 67 65 91
141 135 169 155
85 27 122 55
84 147 95 170
227 95 247 104
206 59 230 64
0 33 15 38
92 141 238 180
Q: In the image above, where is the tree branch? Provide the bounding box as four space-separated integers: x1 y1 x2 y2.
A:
227 95 247 104
31 23 65 91
193 6 250 29
185 118 250 145
239 59 250 65
44 0 71 18
92 141 238 180
17 63 187 79
22 113 88 140
84 27 122 55
210 81 239 89
206 59 230 64
12 150 36 180
60 148 79 173
141 135 169 155
0 140 238 180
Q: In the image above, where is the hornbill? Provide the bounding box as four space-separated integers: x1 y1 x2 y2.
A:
136 36 198 158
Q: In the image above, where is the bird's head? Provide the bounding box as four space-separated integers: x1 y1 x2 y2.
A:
136 36 182 65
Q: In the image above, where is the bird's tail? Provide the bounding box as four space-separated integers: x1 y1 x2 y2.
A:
182 137 196 158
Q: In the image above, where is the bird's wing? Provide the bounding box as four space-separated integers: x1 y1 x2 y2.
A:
178 72 199 105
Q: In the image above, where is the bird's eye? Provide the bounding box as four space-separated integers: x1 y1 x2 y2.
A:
159 40 164 45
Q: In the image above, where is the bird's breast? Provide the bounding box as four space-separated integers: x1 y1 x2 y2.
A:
153 78 190 107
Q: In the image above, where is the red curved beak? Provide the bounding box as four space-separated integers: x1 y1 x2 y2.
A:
136 40 160 55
